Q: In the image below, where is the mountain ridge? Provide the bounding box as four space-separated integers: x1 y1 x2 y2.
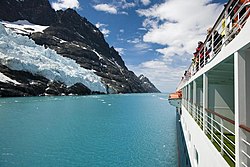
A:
0 0 160 97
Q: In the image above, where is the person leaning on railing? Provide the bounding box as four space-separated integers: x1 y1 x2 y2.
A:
190 0 250 76
206 27 222 56
233 0 250 23
213 29 222 54
192 41 204 71
228 0 250 37
238 0 250 25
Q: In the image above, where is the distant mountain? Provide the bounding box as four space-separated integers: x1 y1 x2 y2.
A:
0 0 160 97
139 75 161 93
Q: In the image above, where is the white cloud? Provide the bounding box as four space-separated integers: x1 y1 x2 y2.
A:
134 43 150 50
121 1 136 9
127 38 140 44
138 27 147 31
120 11 129 15
93 0 135 15
93 4 117 14
133 0 224 91
128 60 186 92
115 47 126 55
101 28 110 37
95 22 110 37
51 0 80 11
127 38 151 53
95 22 106 29
137 0 224 57
141 0 151 6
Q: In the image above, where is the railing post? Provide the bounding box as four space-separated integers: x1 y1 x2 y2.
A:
224 9 228 45
184 87 186 107
195 105 197 122
203 46 206 66
199 54 201 70
211 114 214 142
193 80 197 119
197 105 200 125
203 73 208 133
221 118 224 155
192 63 195 76
188 84 191 115
196 105 199 122
211 31 214 55
198 106 201 126
234 50 249 167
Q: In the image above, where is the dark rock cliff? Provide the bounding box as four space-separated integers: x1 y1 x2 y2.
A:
0 0 57 25
0 0 160 97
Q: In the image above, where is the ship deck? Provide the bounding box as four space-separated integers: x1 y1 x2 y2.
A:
172 1 250 166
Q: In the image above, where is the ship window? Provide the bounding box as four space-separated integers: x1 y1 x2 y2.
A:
186 157 189 165
188 132 191 142
195 147 199 165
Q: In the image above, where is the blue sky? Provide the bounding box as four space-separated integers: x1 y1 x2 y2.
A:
49 0 227 92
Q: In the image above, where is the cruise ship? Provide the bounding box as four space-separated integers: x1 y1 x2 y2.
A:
169 0 250 167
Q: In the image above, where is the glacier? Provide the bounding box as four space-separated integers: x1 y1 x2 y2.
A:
0 23 107 93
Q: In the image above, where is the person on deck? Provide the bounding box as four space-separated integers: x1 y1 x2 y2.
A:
206 27 222 56
193 41 204 71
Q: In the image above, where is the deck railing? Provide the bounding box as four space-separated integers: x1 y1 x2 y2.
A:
177 0 250 91
182 99 236 166
205 108 236 165
239 124 250 167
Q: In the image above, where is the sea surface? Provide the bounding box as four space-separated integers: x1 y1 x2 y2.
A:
0 93 177 167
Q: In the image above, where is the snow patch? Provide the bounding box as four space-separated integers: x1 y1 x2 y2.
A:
114 60 121 68
0 72 20 85
0 24 106 93
1 20 49 35
139 75 145 80
92 50 103 60
52 36 67 43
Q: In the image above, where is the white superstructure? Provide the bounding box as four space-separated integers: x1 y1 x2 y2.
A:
174 0 250 166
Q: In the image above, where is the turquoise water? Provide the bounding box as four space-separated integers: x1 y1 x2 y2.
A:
0 94 177 167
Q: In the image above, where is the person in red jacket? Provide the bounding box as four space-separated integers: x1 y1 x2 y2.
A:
193 41 204 71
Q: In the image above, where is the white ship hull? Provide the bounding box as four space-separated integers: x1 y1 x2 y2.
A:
170 1 250 166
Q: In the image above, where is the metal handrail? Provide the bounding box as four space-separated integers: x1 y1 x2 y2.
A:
205 108 236 163
205 108 235 125
239 124 250 164
239 124 250 133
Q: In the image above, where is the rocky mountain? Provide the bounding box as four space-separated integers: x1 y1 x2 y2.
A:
0 0 160 97
139 75 160 93
0 0 57 25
